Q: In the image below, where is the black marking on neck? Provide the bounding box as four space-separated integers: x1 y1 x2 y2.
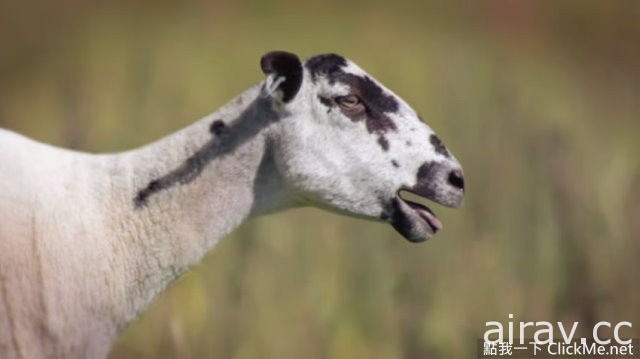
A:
391 160 400 168
134 153 211 208
135 180 161 207
209 119 227 135
134 96 279 208
430 134 450 158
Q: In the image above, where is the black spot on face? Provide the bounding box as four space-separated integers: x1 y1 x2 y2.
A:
410 162 438 200
336 74 398 136
305 54 348 81
405 140 412 147
318 96 332 108
430 134 450 158
340 74 398 113
305 54 399 138
306 54 403 154
377 136 389 151
209 119 226 135
391 160 400 168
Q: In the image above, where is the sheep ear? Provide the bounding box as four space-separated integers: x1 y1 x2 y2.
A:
260 51 303 103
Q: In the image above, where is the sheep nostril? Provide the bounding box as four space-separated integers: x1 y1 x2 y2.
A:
448 169 465 191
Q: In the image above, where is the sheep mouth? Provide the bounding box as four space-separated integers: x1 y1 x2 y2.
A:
389 191 443 243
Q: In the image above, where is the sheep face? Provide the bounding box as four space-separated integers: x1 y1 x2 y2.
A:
264 51 464 242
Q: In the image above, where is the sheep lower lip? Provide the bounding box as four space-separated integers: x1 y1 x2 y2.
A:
390 195 442 242
403 199 443 231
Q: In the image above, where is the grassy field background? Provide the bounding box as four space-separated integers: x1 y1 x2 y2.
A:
1 1 639 358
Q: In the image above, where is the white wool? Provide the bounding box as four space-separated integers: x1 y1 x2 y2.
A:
0 54 462 358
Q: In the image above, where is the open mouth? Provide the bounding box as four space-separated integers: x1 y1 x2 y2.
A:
401 194 443 231
389 190 443 243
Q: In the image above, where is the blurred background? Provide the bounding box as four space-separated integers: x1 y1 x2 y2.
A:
1 1 639 358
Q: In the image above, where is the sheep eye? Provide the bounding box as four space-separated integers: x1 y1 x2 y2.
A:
335 95 361 108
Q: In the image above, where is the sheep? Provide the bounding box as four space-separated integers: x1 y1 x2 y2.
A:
0 51 464 358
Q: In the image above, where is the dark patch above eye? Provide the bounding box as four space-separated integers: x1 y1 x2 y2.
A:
305 54 347 81
430 134 451 158
336 74 399 135
339 75 398 113
306 54 399 140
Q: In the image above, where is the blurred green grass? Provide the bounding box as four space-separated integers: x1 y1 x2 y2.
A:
1 1 639 358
